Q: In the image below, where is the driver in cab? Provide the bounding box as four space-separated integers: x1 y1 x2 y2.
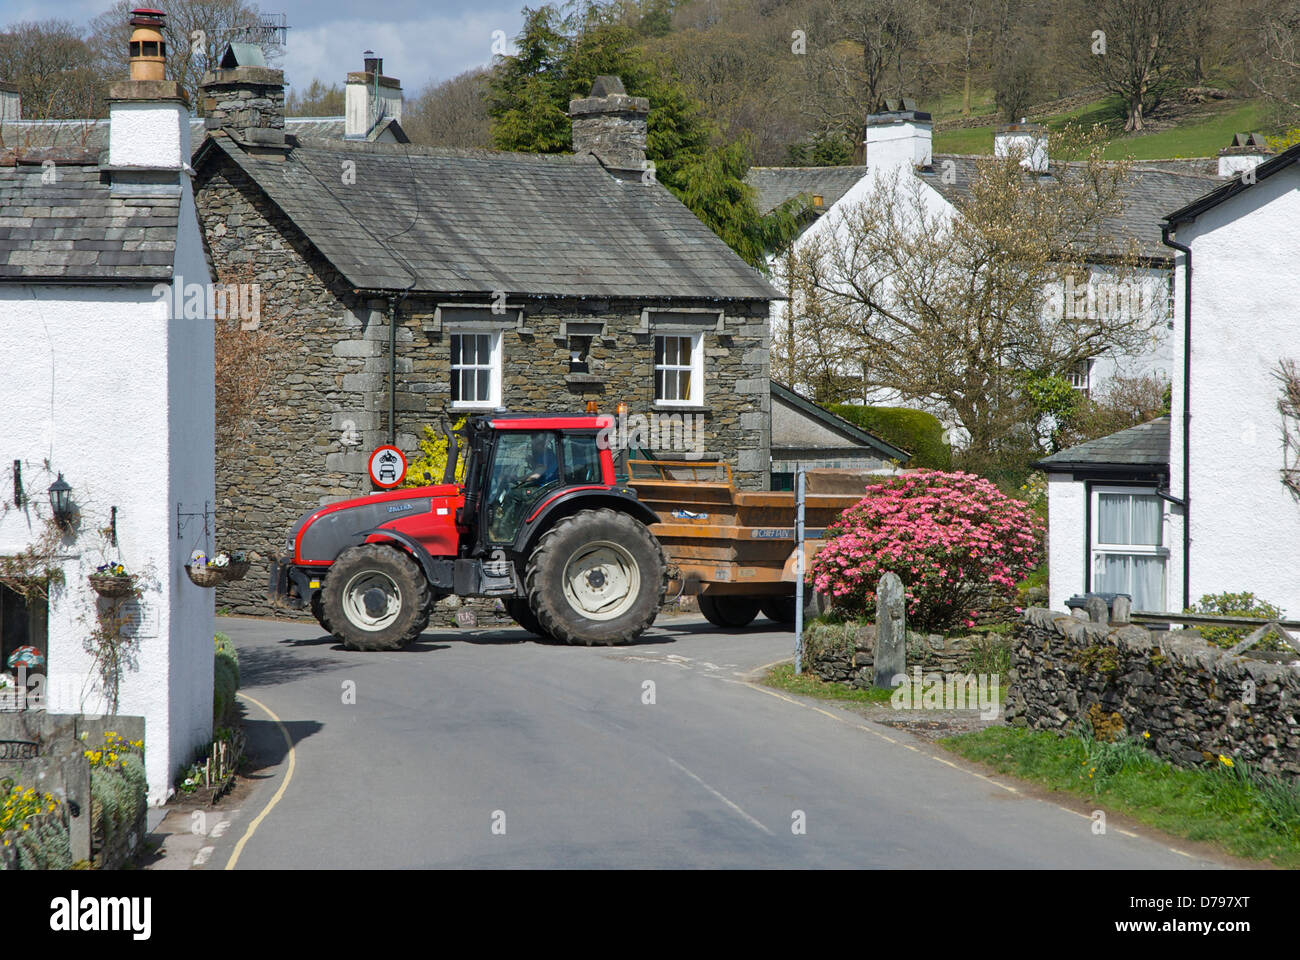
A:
524 432 559 486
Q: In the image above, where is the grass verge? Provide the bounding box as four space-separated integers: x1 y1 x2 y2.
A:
762 662 896 704
942 726 1300 867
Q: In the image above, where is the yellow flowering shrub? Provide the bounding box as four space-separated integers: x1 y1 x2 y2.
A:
1 782 61 848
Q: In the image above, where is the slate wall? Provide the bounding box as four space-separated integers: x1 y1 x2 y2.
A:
195 148 772 616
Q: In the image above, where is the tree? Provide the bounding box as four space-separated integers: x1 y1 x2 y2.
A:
1081 0 1194 131
800 0 929 131
285 79 343 117
1249 0 1300 116
88 0 271 110
487 4 798 267
782 126 1154 472
1057 372 1170 448
0 20 104 120
405 69 493 148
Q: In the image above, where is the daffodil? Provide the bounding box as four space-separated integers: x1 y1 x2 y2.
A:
1219 755 1234 768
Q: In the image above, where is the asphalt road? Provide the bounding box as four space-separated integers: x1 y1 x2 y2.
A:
174 614 1226 869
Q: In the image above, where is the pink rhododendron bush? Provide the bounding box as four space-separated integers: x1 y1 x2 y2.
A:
809 471 1045 631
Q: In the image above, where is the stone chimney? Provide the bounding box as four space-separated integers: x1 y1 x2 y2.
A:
199 41 287 156
0 82 21 121
865 99 932 171
994 120 1048 173
1217 133 1274 178
106 8 190 172
345 52 403 140
569 76 649 178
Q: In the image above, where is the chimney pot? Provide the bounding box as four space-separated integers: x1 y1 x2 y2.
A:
569 76 649 178
346 52 403 139
864 101 932 171
128 7 168 83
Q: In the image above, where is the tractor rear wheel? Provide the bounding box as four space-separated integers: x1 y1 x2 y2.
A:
505 598 551 640
310 591 334 636
525 508 666 646
321 544 430 651
698 594 761 628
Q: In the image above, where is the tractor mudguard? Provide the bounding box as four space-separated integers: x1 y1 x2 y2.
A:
355 527 456 591
512 487 659 555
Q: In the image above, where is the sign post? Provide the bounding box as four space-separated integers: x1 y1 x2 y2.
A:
794 466 806 675
368 445 407 489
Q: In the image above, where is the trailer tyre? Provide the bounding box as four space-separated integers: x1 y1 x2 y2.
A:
321 544 430 651
526 508 666 646
759 596 797 625
698 595 761 628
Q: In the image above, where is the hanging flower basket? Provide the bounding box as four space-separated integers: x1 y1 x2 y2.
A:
220 551 250 582
185 565 226 588
89 564 137 599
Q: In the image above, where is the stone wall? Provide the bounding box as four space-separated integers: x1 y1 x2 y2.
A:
1007 607 1300 782
803 619 997 687
195 148 772 615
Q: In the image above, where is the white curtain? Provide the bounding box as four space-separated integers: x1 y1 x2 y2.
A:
1095 553 1165 611
1098 492 1161 546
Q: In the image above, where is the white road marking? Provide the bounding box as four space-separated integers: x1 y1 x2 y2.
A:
664 755 773 835
209 818 232 839
193 846 214 866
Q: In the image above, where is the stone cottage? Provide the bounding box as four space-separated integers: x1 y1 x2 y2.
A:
190 64 780 614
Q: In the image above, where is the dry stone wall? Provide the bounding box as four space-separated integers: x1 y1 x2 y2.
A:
1008 607 1300 782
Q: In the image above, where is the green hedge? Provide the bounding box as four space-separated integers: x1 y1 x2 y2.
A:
214 633 240 726
828 404 952 469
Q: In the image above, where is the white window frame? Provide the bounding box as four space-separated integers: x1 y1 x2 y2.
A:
448 327 503 411
654 332 703 406
1090 485 1167 612
1067 359 1093 394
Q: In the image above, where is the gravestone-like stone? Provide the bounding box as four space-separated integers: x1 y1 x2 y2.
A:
1110 595 1131 624
874 572 906 689
1085 594 1109 624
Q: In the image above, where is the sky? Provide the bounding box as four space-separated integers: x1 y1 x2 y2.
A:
0 0 526 94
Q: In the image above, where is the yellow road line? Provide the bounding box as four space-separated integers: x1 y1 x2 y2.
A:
225 692 296 871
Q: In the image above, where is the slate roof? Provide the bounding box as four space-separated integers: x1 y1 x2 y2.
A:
1036 416 1170 472
745 165 867 215
0 161 178 281
0 116 345 154
199 135 779 300
917 156 1222 259
770 380 911 462
1165 141 1300 226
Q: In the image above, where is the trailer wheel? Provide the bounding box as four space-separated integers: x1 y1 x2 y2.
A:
321 544 430 651
505 598 552 640
526 508 666 646
759 596 797 625
698 595 761 628
310 591 334 636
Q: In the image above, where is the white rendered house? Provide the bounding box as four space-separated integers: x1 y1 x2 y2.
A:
758 108 1231 437
1038 142 1300 615
0 14 215 803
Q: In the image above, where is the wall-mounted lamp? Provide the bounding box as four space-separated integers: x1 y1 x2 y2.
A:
47 473 74 528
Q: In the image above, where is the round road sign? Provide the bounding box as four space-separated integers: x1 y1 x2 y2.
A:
368 445 407 489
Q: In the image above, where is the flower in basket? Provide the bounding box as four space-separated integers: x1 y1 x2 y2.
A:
6 646 45 671
95 562 129 578
208 552 230 568
0 672 14 692
190 549 207 567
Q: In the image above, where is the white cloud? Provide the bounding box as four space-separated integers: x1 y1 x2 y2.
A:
282 8 521 94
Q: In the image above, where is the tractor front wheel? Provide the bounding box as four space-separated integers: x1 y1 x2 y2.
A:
526 509 666 646
321 544 431 651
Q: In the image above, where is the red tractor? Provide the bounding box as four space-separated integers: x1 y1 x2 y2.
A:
269 413 667 650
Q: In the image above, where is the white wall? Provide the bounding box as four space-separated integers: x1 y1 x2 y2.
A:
1172 164 1300 615
1046 475 1086 612
0 274 214 803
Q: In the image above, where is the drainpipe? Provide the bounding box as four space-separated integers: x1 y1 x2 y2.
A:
1160 223 1191 611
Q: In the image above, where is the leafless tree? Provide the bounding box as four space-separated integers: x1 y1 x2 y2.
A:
404 68 493 149
1082 0 1195 131
781 127 1153 467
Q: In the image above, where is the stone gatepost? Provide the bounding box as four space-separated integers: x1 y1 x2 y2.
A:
874 572 906 688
